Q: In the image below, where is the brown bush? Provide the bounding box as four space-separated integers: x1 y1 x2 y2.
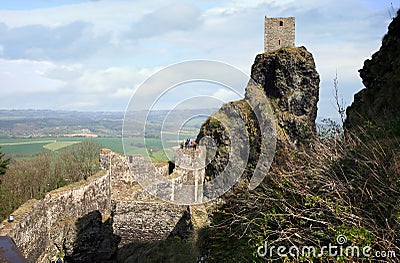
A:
0 141 101 220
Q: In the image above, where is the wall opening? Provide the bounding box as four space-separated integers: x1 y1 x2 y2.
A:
279 21 284 26
278 39 281 46
168 161 175 175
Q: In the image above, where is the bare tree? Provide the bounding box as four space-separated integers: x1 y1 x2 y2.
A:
0 141 101 220
333 71 346 126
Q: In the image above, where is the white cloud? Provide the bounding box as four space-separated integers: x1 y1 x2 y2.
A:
212 88 242 102
0 21 111 61
0 1 146 29
0 59 62 94
44 65 158 110
127 3 202 39
111 88 135 98
0 0 395 117
73 67 137 93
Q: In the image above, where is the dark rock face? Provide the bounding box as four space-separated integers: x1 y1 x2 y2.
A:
345 9 400 130
197 46 320 184
251 46 320 145
63 210 120 263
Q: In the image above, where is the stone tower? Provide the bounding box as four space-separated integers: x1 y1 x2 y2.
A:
264 17 295 52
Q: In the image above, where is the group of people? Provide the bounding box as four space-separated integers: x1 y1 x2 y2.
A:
181 138 197 150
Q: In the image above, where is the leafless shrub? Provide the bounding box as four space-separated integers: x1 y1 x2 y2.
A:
202 131 400 262
0 141 101 220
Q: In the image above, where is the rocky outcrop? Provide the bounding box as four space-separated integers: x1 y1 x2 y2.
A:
197 46 320 185
251 46 320 145
345 9 400 131
197 99 261 184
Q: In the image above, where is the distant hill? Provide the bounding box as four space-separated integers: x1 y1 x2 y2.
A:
0 109 217 138
0 109 124 138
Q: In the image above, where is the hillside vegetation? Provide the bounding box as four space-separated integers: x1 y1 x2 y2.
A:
0 141 101 221
198 131 399 262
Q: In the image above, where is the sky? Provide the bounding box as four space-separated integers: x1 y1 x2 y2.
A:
0 0 398 120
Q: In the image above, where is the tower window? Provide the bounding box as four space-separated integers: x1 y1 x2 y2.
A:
279 21 284 26
278 40 281 46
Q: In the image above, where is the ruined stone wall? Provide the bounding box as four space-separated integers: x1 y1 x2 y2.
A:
264 17 295 52
0 171 111 262
106 151 190 247
1 149 203 262
173 148 205 203
154 161 170 177
100 149 132 199
0 200 48 262
112 200 187 246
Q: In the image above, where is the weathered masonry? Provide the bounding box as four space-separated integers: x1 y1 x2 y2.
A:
264 17 295 52
0 148 206 262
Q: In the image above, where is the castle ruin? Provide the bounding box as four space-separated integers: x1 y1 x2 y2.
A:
0 148 207 262
264 17 295 52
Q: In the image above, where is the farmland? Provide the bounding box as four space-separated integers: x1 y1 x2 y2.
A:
0 134 191 161
0 137 121 158
0 109 208 161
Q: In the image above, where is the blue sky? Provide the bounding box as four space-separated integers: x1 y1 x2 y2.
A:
0 0 92 10
0 0 398 120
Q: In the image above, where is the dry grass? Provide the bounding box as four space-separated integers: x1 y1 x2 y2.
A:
199 130 400 262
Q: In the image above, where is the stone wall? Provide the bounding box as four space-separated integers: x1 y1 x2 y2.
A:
264 17 295 52
1 148 203 262
0 170 110 262
104 151 195 246
154 161 170 177
100 149 132 199
112 200 187 246
173 148 205 203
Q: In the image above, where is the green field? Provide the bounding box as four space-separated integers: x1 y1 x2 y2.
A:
0 135 183 161
43 141 80 151
0 137 123 156
0 139 56 146
0 142 51 156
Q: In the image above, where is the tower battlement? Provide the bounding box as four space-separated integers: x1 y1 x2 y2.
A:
264 17 295 52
